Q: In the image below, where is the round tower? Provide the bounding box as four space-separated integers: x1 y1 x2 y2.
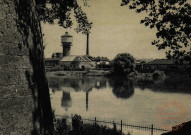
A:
61 32 73 57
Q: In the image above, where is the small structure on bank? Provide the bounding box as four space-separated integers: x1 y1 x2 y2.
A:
45 32 95 70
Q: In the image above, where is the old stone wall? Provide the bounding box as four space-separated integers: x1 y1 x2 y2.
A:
0 0 53 134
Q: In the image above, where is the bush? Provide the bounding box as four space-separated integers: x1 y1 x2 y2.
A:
72 115 83 134
55 118 71 135
54 114 126 135
152 70 166 80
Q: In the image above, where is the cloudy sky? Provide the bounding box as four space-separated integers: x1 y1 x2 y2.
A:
42 0 167 59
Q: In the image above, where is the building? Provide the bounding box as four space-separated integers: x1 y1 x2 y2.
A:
59 55 95 70
136 59 191 72
89 56 111 69
45 32 95 70
45 58 61 69
143 59 175 70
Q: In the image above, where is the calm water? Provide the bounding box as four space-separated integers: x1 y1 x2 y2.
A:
48 75 191 132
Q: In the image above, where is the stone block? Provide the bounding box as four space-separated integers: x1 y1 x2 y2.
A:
0 10 7 19
0 19 7 30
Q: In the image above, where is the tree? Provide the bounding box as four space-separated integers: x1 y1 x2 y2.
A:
36 0 93 56
113 53 136 75
121 0 191 63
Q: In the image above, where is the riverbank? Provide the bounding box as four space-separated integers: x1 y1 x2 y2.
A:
128 71 191 92
46 70 111 77
127 70 166 82
46 69 191 83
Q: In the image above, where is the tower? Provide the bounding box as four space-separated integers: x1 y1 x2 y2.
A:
61 32 73 57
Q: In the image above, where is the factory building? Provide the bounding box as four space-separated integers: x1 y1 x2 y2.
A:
45 32 95 70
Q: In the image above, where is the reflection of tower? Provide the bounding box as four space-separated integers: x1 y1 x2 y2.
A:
86 92 88 111
61 32 73 57
61 91 72 111
85 88 92 111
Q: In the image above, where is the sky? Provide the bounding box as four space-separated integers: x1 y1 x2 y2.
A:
42 0 167 60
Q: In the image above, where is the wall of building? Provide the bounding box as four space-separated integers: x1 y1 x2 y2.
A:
79 61 96 69
63 46 71 57
59 61 96 70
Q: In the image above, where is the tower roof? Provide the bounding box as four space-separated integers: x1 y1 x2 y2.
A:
61 32 72 37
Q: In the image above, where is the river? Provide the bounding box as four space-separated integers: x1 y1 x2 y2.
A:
47 75 191 134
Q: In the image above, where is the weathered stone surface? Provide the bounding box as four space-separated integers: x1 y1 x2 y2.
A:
0 0 41 135
0 0 54 134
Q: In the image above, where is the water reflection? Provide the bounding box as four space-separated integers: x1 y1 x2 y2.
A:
135 78 191 93
48 77 109 111
48 76 191 112
48 76 191 128
61 91 72 111
109 77 134 99
48 77 107 92
48 76 135 111
86 92 89 111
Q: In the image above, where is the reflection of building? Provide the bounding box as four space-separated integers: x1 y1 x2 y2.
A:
61 91 72 111
45 32 95 70
47 77 107 92
48 77 108 111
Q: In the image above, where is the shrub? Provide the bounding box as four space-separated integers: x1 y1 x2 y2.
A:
152 70 166 80
55 118 71 135
72 115 83 135
54 115 127 135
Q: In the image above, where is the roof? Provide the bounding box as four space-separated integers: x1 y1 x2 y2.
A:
91 57 110 61
60 55 92 62
45 58 61 61
145 59 174 65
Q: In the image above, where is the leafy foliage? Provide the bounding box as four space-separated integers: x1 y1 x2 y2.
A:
35 0 92 32
36 0 74 28
121 0 191 62
73 1 93 34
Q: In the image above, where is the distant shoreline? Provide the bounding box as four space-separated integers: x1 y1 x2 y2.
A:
46 70 111 77
46 70 191 83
